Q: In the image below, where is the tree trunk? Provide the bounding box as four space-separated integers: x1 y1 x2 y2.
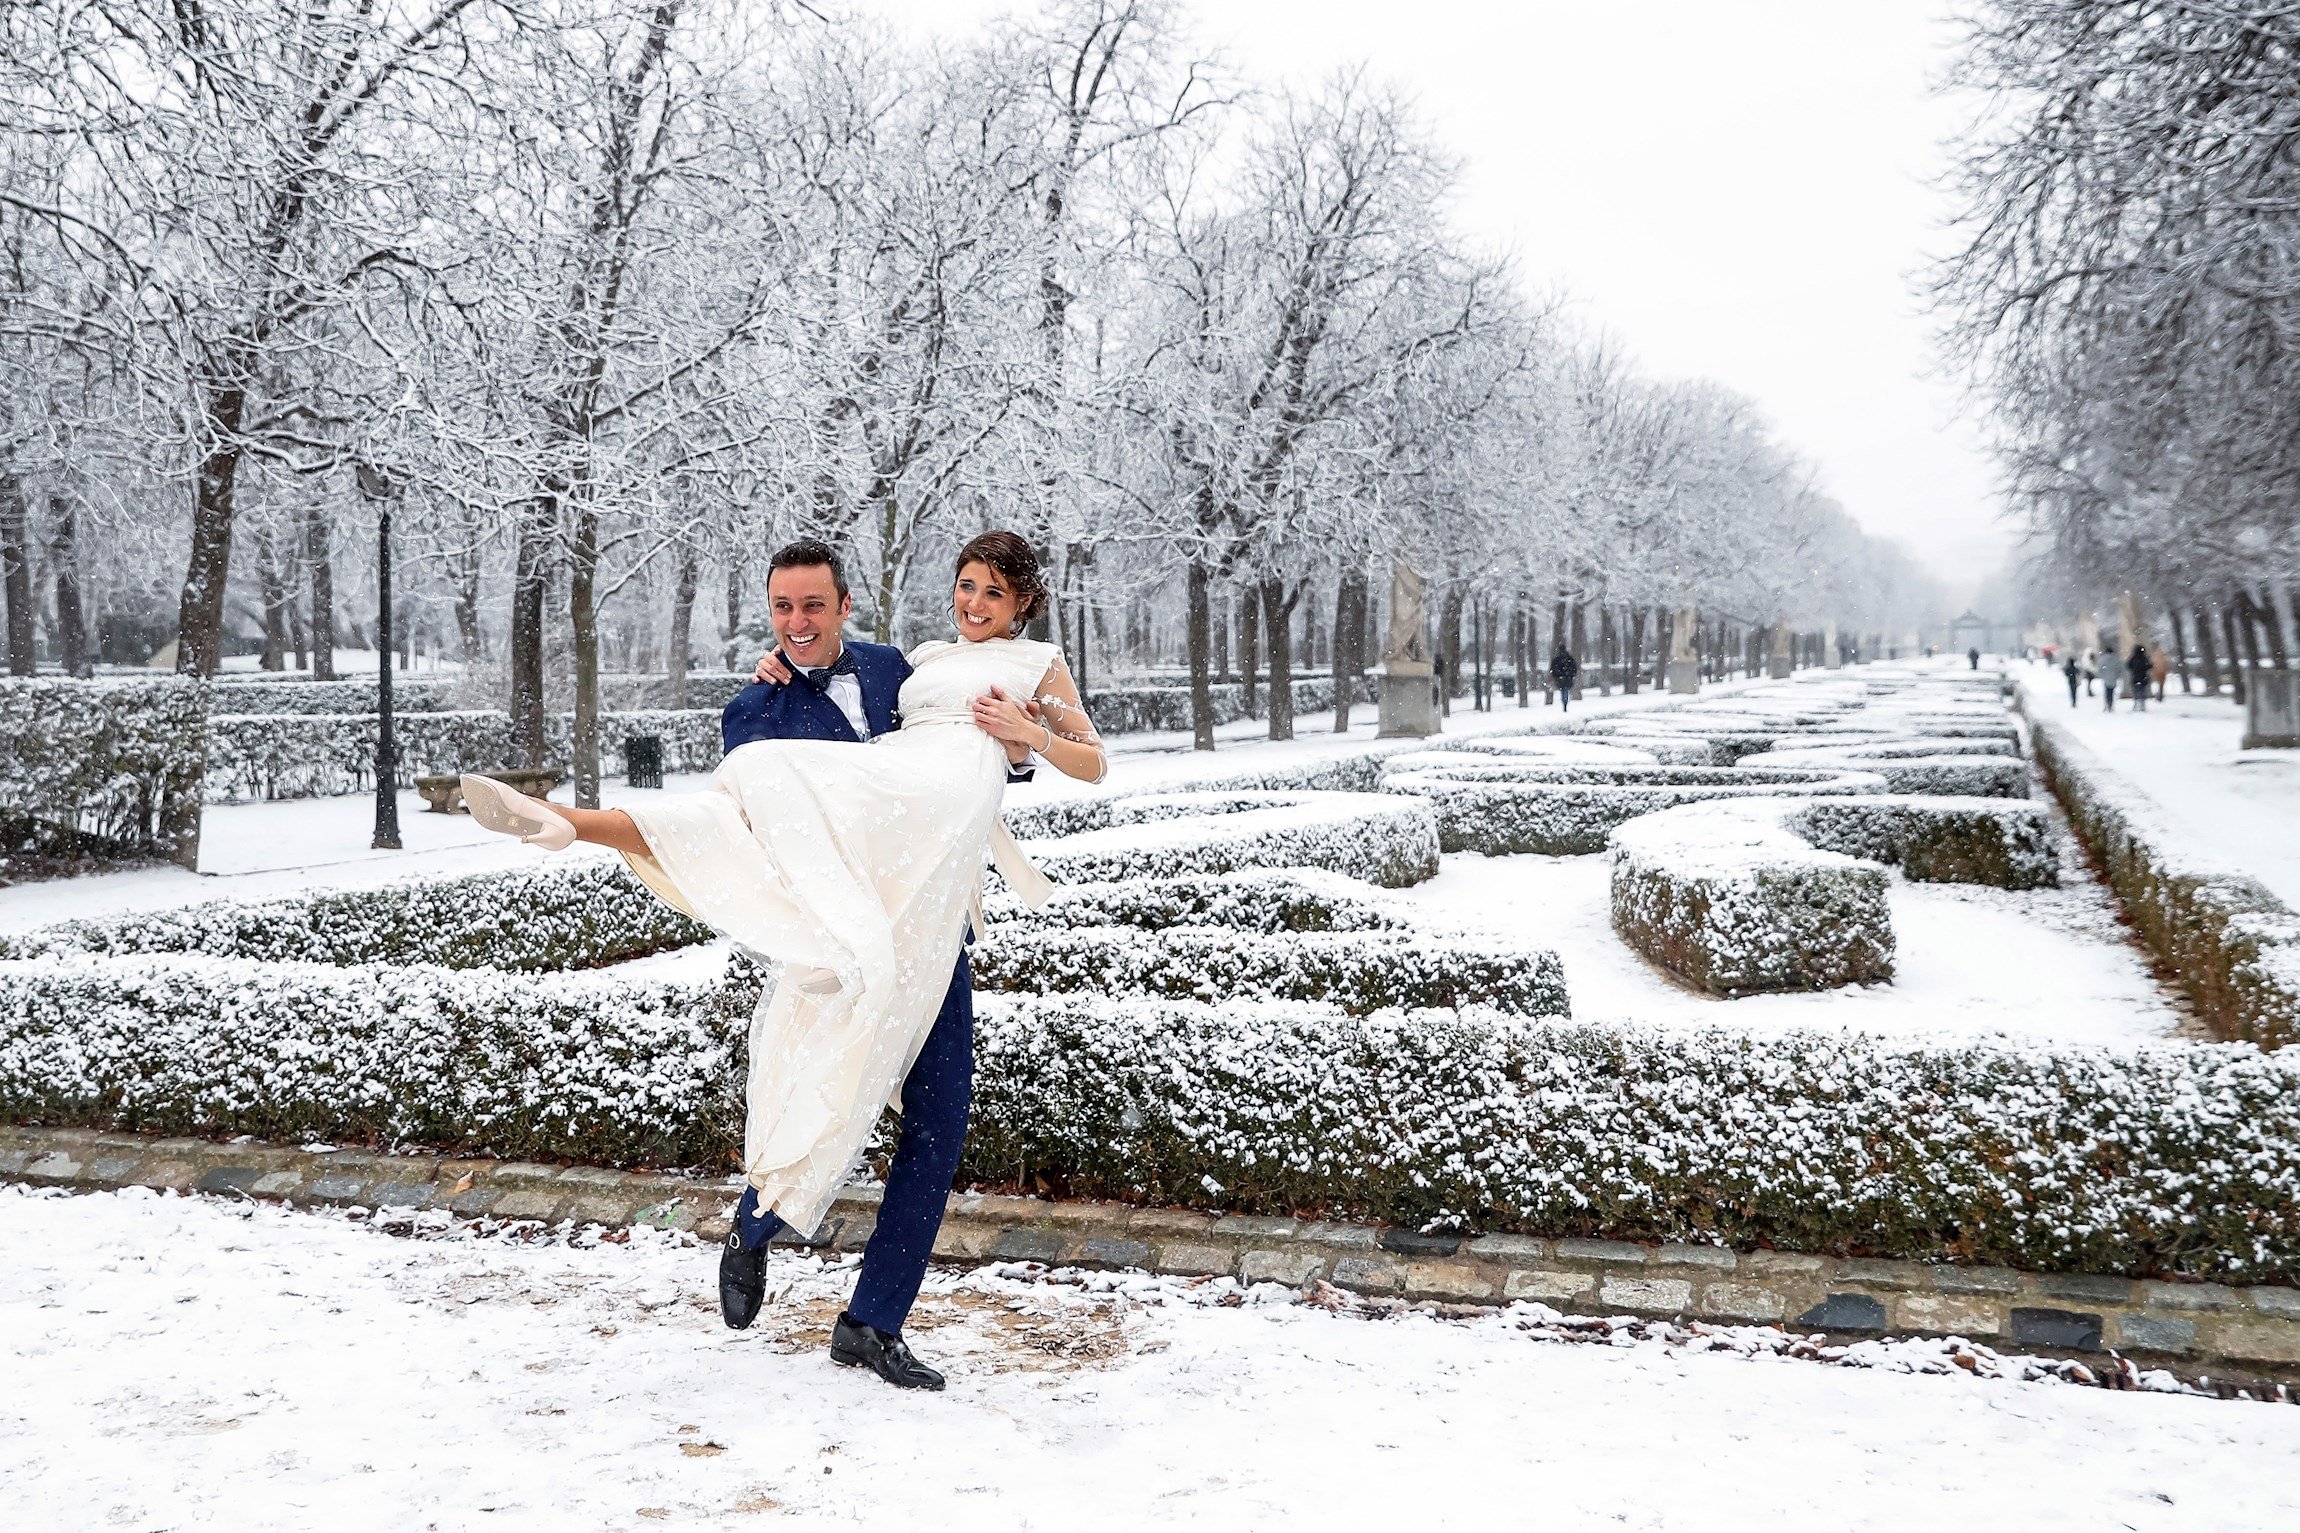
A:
49 497 89 678
2165 605 2192 694
1239 583 1261 713
2192 605 2221 696
1625 606 1647 695
1186 558 1215 752
0 479 36 675
1513 605 1529 708
1439 585 1463 717
1331 573 1360 734
569 506 603 808
304 501 335 681
509 504 552 770
666 534 699 710
255 521 287 672
1262 576 1296 742
173 377 252 677
2224 600 2252 704
722 548 745 669
1652 607 1672 692
1214 593 1231 683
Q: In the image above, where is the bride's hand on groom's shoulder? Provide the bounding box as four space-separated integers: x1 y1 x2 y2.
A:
754 650 793 686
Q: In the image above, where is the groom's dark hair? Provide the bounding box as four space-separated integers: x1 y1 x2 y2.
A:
769 537 849 600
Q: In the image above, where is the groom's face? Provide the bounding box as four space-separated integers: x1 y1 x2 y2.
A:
767 563 852 669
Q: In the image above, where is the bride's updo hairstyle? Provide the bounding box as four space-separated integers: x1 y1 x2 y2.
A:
955 530 1047 637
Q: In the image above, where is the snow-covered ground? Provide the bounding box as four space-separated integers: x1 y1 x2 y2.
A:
7 1186 2294 1533
2016 663 2300 909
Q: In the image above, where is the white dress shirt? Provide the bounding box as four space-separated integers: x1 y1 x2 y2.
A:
798 662 872 741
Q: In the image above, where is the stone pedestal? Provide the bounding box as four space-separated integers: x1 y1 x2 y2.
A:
1767 620 1794 680
1667 606 1699 694
2246 671 2300 749
1377 664 1439 738
1824 621 1843 669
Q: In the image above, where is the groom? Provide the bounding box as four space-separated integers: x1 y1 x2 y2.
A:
714 536 1029 1392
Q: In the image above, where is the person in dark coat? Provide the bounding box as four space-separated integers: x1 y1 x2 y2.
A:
1967 646 1981 669
2125 644 2152 712
1549 646 1580 712
2062 651 2081 708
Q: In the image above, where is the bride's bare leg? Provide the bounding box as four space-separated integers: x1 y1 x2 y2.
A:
560 805 652 859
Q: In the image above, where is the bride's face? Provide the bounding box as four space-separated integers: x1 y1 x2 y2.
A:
952 561 1022 642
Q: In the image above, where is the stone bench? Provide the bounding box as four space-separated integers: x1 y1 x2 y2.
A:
414 768 563 814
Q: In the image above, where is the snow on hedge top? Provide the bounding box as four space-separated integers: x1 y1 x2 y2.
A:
1608 796 1866 877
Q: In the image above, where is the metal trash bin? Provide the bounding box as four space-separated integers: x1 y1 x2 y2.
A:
625 734 664 789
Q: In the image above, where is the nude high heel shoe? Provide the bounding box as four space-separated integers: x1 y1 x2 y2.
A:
460 774 577 851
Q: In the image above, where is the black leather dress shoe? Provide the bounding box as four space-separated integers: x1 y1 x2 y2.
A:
829 1311 945 1391
719 1229 768 1330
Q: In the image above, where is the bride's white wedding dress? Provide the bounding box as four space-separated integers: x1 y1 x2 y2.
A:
619 635 1062 1234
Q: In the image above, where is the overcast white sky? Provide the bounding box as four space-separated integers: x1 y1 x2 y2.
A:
857 0 2007 596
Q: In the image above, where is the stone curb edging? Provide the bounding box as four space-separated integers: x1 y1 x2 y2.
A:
8 1125 2298 1375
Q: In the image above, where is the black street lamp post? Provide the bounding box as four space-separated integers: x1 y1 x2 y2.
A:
356 461 402 850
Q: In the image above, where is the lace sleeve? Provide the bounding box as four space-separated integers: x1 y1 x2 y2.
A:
1032 656 1107 784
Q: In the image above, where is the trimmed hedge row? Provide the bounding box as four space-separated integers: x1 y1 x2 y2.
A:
207 677 461 715
967 995 2300 1279
1008 790 1441 889
1610 801 1896 994
2027 710 2300 1051
1606 794 2060 994
0 952 742 1168
1378 760 1888 855
0 677 207 856
980 870 1407 934
12 952 2300 1280
971 925 1569 1017
203 707 725 802
0 857 706 971
1081 677 1374 736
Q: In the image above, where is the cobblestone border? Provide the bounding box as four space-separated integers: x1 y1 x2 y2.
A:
8 1125 2296 1376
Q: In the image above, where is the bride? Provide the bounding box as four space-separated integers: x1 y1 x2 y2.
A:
458 531 1105 1240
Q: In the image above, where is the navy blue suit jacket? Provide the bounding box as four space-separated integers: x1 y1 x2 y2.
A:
720 639 910 752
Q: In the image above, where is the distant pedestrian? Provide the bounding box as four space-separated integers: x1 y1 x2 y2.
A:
2149 647 2170 701
1549 646 1580 713
2062 652 2081 707
2101 652 2119 710
1968 646 1980 670
2082 648 2100 696
2126 645 2151 711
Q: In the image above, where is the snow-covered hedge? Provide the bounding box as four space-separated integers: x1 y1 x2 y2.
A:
202 707 724 801
971 925 1566 1016
1082 677 1373 736
1379 760 1888 855
207 677 461 715
1793 796 2056 890
980 869 1407 934
14 953 2300 1279
967 994 2300 1279
1610 800 1895 994
0 951 743 1167
2028 711 2300 1051
0 677 207 855
0 857 706 971
1607 794 2061 994
1006 790 1441 888
1755 740 2027 799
